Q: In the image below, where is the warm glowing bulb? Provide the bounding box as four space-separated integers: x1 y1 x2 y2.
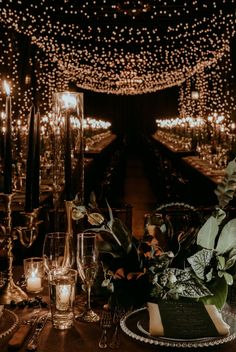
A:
3 80 10 96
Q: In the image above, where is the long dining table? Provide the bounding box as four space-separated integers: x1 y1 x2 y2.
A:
1 270 236 352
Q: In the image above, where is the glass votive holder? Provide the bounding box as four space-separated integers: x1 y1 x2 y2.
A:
48 268 77 330
23 257 44 293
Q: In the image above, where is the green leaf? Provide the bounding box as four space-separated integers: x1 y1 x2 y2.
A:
217 256 225 270
216 219 236 255
199 277 228 310
179 279 213 298
110 218 132 253
225 254 236 270
214 158 236 208
187 248 213 280
196 216 219 249
223 272 233 286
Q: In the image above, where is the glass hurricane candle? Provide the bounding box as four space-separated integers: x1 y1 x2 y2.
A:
23 257 44 293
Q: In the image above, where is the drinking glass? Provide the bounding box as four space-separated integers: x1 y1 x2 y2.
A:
42 232 75 275
76 232 100 322
48 268 77 330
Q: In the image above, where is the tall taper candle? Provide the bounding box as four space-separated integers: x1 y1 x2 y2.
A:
33 109 40 209
3 81 12 194
64 110 72 200
25 105 36 212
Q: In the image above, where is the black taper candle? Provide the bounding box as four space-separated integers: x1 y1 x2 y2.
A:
25 105 36 212
4 93 12 194
64 111 72 200
32 109 40 209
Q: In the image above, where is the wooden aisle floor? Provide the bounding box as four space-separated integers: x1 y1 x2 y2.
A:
121 147 158 239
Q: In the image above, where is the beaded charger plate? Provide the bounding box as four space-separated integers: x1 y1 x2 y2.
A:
120 307 236 348
0 309 19 341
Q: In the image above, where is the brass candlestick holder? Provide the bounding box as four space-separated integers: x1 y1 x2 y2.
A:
0 193 41 304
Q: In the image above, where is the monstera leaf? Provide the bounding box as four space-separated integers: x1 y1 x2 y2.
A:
214 158 236 208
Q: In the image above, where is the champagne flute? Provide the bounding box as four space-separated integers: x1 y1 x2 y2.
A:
42 232 75 275
76 231 100 322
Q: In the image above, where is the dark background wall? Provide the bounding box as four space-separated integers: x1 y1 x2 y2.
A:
80 86 179 136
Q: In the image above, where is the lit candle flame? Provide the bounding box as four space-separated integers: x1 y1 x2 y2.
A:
3 80 10 96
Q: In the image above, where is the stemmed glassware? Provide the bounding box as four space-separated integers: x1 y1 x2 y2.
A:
76 231 100 322
42 232 75 275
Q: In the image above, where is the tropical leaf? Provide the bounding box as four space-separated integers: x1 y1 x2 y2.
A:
196 208 225 249
96 231 124 258
89 225 122 247
179 279 213 298
225 254 236 270
216 219 236 255
106 199 114 224
199 277 228 310
187 248 213 280
222 272 233 285
109 218 133 253
214 158 236 208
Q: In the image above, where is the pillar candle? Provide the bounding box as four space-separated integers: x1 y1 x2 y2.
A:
3 81 12 194
25 105 36 212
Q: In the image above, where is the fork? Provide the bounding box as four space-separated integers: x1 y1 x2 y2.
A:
98 311 112 349
109 308 125 349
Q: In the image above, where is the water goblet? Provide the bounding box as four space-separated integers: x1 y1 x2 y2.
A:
76 231 100 322
42 232 75 275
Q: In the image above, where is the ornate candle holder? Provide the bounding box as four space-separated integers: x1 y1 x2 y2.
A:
0 193 41 304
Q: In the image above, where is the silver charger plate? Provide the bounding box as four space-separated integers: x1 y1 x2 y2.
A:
0 309 19 341
120 307 236 348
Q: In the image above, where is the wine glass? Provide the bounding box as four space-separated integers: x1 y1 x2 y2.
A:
76 231 100 322
42 232 75 275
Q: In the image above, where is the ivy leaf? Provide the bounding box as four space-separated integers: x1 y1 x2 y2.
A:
187 248 213 280
216 219 236 255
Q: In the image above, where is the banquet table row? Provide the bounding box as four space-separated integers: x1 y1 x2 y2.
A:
150 134 235 206
1 282 236 352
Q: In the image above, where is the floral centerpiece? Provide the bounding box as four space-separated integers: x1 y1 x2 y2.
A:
71 158 236 311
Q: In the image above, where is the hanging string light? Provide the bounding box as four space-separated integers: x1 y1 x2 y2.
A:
0 0 234 95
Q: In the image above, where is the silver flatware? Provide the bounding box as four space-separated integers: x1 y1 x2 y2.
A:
109 308 125 349
25 313 49 351
98 311 112 349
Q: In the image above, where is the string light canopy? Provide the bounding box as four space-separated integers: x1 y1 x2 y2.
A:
0 0 235 95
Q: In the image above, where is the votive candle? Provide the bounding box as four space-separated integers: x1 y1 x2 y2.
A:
26 271 42 293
